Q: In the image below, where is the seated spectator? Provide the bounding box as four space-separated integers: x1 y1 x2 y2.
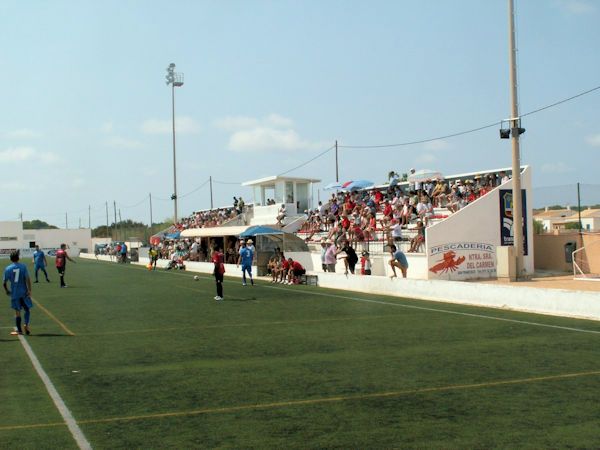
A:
268 255 280 283
417 195 434 226
286 258 306 284
278 254 290 283
391 220 404 243
276 204 287 227
400 198 413 226
408 220 425 253
364 212 376 241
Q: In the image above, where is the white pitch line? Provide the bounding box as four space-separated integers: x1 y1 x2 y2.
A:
18 335 92 449
263 285 600 335
128 264 600 335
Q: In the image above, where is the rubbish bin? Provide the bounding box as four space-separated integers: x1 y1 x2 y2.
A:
564 242 576 263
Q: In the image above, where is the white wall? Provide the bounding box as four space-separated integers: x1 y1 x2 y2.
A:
425 167 534 280
0 221 91 256
315 272 600 321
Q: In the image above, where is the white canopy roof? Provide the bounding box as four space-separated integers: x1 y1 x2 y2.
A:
242 175 321 187
180 225 251 238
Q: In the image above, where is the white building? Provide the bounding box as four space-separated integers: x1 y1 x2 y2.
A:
0 221 92 258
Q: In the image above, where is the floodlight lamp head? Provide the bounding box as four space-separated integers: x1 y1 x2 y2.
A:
499 128 511 139
169 63 176 68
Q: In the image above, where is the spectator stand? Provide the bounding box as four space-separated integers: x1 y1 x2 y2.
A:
294 165 533 281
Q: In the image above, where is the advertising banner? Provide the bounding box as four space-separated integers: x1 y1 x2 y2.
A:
428 242 496 280
499 189 528 256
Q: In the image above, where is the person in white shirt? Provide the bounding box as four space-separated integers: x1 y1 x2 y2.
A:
276 204 287 227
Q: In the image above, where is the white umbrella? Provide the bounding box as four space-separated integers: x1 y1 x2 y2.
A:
323 182 343 191
408 169 443 183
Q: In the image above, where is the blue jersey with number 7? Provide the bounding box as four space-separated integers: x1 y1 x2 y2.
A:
3 262 29 300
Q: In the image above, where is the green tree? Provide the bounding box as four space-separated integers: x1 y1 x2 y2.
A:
533 220 545 234
23 220 58 229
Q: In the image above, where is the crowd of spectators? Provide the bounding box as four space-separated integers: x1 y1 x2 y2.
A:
151 236 246 266
300 169 511 252
171 197 248 231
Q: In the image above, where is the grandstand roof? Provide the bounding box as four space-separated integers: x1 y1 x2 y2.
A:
180 225 251 238
242 175 321 187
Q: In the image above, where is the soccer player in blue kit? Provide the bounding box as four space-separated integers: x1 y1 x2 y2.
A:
3 250 34 335
237 239 254 286
32 245 50 283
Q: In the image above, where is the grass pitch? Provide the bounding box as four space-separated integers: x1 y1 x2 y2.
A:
1 257 600 449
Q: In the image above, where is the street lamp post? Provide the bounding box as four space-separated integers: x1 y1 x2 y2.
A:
507 0 524 278
165 63 184 224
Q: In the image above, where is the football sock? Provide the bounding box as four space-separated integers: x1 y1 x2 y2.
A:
24 309 30 325
16 316 22 333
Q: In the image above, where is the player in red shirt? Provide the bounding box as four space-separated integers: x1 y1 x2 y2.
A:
55 243 75 288
286 258 306 284
212 246 226 301
279 256 290 284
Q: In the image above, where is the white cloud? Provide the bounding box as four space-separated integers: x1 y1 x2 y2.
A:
229 127 324 153
217 113 321 153
0 146 35 162
541 162 575 174
265 113 294 128
3 128 42 139
105 136 143 149
585 134 600 147
214 113 294 131
423 139 450 151
556 0 596 14
0 146 59 164
141 116 201 134
0 181 30 191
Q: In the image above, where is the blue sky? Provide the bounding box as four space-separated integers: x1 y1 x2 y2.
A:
1 0 599 227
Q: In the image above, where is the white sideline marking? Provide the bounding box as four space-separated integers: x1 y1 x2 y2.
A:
128 263 600 336
18 335 92 449
264 285 600 335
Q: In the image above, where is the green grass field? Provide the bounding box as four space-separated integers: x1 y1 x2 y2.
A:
1 257 600 449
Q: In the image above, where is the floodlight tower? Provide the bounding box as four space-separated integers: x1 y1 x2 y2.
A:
165 63 184 223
